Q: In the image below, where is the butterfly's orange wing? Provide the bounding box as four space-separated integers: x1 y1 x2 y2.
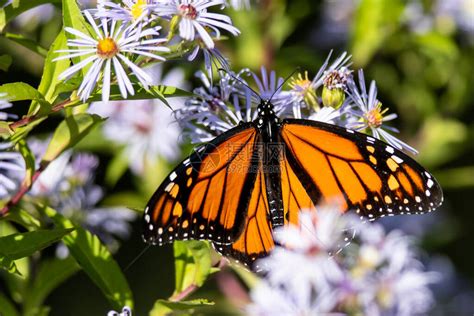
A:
143 123 259 245
215 150 275 267
280 119 443 222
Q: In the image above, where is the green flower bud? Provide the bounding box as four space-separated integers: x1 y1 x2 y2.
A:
322 86 345 109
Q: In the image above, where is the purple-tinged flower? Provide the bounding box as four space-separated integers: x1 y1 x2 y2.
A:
13 4 55 28
251 67 293 113
175 69 256 143
346 70 418 154
29 140 136 252
97 0 157 23
154 0 240 48
90 99 182 174
247 205 438 316
0 143 25 199
54 11 169 102
0 93 17 121
226 0 250 10
290 51 352 117
188 45 230 81
89 64 186 174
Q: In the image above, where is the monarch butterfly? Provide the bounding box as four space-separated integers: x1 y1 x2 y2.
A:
142 98 443 269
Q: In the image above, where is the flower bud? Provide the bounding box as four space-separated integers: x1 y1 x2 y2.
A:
322 86 345 109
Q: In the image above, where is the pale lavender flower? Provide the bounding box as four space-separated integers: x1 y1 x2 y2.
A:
88 64 186 174
289 51 352 118
154 0 240 48
107 306 132 316
251 66 293 112
0 143 25 199
29 140 136 252
346 70 418 154
405 0 474 36
175 69 256 143
248 206 438 316
226 0 250 10
89 99 182 174
0 93 17 121
13 4 55 28
54 11 169 102
97 0 157 23
187 45 230 80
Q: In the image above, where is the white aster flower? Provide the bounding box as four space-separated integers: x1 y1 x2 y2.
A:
97 0 157 23
0 143 25 199
154 0 240 48
0 93 17 121
89 64 186 174
248 206 438 315
227 0 250 10
55 10 169 102
89 99 182 174
346 70 418 154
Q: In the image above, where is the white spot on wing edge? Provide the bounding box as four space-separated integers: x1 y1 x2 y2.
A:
183 158 191 166
346 128 355 134
165 182 174 192
391 155 403 164
145 214 150 222
427 179 434 188
144 206 149 213
385 146 394 154
170 172 177 181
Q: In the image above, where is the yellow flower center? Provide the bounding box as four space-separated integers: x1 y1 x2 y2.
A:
178 4 198 19
364 102 387 128
289 71 318 108
97 37 118 59
131 0 147 20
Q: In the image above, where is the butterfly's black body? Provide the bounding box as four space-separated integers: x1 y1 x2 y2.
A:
143 98 443 270
255 100 285 228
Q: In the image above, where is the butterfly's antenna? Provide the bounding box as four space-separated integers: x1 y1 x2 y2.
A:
217 68 263 102
124 244 152 272
268 67 301 103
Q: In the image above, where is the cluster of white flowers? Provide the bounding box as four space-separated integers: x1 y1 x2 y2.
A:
55 0 242 102
247 206 439 316
176 52 417 153
28 139 136 254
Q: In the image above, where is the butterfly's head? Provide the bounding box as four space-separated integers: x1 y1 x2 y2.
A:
256 99 280 129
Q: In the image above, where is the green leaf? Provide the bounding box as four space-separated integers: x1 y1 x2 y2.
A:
0 0 61 31
0 291 20 316
2 33 48 57
150 299 214 316
0 256 22 275
350 0 403 66
0 54 12 71
172 241 213 297
42 205 134 309
4 207 41 231
62 0 93 69
0 121 13 137
23 257 80 315
0 82 49 104
41 113 104 163
16 140 36 187
29 30 70 115
0 228 74 260
89 85 192 108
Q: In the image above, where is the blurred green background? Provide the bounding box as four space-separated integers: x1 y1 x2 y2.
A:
1 0 473 314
